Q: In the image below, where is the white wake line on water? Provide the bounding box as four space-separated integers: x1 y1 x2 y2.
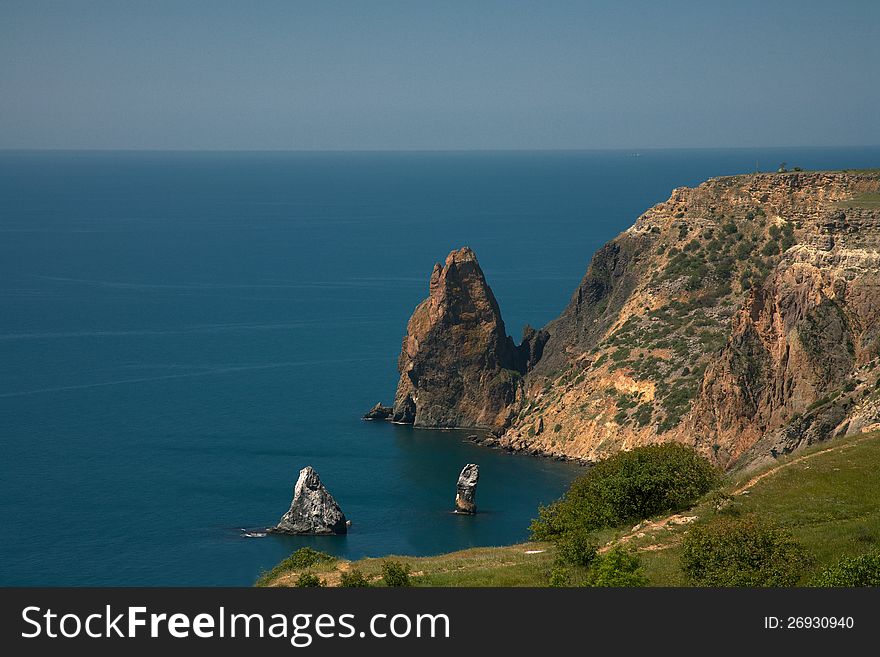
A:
34 275 419 291
0 356 386 398
0 317 392 341
0 324 315 341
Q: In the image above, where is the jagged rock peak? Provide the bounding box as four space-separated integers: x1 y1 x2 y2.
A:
425 246 504 327
391 246 546 431
454 463 480 514
269 466 348 535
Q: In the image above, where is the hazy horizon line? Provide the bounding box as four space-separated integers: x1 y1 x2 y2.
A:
2 144 879 155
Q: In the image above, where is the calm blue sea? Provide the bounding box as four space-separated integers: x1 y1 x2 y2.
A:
1 147 878 585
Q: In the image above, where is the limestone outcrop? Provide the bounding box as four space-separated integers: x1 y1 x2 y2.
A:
454 464 480 514
269 466 348 535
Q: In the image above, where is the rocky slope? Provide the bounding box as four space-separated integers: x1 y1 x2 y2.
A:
390 171 880 470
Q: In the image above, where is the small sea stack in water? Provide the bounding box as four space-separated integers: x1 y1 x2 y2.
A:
362 403 394 421
268 466 348 535
454 463 480 514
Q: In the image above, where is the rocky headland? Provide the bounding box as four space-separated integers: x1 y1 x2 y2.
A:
384 171 880 471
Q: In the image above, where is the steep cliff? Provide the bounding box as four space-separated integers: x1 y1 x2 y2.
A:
392 246 546 430
389 171 880 470
502 171 880 469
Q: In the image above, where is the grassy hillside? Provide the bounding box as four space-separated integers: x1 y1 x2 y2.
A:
630 431 880 585
258 430 880 587
258 543 556 587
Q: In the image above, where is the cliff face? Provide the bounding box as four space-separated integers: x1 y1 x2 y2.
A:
504 171 880 468
693 208 880 470
392 247 546 430
390 171 880 470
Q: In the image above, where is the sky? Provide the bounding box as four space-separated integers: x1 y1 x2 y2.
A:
1 0 878 150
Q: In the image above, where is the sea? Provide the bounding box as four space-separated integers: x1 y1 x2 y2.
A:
1 147 878 585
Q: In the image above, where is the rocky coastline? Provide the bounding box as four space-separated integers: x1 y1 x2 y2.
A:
377 171 880 472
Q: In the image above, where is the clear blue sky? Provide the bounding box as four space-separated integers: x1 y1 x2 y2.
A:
1 0 878 150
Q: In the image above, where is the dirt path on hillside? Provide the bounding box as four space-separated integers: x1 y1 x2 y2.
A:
601 433 876 553
731 434 873 494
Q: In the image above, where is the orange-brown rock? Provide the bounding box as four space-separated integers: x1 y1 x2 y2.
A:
502 171 880 469
392 247 546 430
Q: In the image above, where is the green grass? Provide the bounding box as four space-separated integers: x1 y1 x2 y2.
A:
260 543 557 587
634 431 880 585
728 435 880 566
260 431 880 587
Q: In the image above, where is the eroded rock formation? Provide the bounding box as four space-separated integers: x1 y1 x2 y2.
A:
363 403 394 421
692 239 880 469
454 464 480 514
392 246 545 431
269 466 348 535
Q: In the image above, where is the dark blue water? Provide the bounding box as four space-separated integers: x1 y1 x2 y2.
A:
2 147 878 585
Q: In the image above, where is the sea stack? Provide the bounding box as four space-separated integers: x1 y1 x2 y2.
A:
269 466 348 535
362 403 394 421
454 464 480 514
392 246 547 431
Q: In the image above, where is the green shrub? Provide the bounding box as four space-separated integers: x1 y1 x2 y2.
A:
531 444 720 540
555 530 598 567
586 547 647 587
283 547 334 569
811 552 880 587
255 547 336 586
295 573 325 588
633 404 653 427
611 347 631 362
734 242 752 260
548 565 570 587
761 241 779 256
381 560 411 587
680 516 811 586
339 568 371 588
